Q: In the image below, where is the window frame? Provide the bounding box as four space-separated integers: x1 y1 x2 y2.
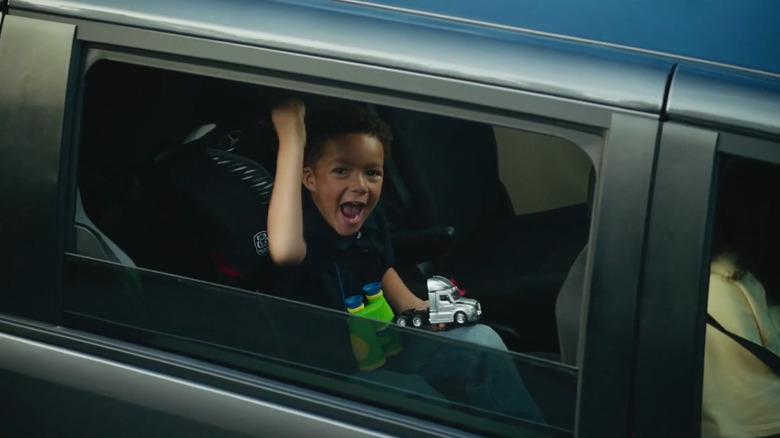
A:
66 53 598 436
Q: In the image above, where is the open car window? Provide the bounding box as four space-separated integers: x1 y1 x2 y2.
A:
66 58 606 436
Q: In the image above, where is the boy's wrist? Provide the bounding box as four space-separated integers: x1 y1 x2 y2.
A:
277 137 305 154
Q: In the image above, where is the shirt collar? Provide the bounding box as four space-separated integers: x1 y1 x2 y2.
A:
304 205 381 251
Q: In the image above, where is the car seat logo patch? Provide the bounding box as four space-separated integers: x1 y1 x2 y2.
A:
254 231 269 256
219 130 244 151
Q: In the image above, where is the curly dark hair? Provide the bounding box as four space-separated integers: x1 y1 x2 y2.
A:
304 102 393 167
712 157 780 300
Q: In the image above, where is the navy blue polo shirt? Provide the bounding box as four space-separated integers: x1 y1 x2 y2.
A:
275 205 395 310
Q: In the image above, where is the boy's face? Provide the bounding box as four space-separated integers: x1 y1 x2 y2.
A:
303 133 384 236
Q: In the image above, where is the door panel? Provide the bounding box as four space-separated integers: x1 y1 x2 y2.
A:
0 15 76 321
0 325 393 438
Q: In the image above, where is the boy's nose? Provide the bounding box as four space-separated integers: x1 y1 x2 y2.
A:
350 173 368 193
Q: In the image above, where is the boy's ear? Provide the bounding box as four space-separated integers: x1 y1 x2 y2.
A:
302 166 316 192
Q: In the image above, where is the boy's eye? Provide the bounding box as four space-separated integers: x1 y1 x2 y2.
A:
333 168 347 175
367 169 383 177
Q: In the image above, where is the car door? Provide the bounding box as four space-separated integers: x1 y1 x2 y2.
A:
0 0 715 436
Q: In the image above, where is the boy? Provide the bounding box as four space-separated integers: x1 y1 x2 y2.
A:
267 99 427 313
267 99 544 423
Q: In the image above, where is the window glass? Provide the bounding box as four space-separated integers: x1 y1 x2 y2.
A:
68 59 599 435
701 156 780 438
495 127 592 216
64 255 575 436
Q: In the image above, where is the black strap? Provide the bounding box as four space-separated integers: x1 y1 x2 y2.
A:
707 313 780 376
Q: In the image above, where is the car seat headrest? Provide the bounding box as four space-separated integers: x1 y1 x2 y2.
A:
180 118 279 174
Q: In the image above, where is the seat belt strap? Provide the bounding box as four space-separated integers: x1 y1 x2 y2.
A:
707 313 780 376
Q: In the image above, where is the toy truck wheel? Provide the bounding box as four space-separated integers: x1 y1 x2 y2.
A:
394 315 408 326
411 314 424 328
454 311 467 325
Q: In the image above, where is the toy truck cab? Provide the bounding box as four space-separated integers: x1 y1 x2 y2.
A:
427 276 482 325
394 276 482 327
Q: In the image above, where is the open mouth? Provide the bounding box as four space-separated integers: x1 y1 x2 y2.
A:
340 201 366 225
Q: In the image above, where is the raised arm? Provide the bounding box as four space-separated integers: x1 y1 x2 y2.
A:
267 100 307 265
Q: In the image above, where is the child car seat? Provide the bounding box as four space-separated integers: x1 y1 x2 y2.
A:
96 121 276 292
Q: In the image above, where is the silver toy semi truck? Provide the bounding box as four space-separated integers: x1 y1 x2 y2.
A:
393 276 482 327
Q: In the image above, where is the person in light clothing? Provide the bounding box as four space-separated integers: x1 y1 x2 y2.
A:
703 159 780 438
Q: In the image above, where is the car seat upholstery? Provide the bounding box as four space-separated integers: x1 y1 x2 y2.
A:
376 105 512 284
377 106 514 243
96 123 276 291
376 105 590 352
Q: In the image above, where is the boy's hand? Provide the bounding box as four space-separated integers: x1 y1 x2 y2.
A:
271 99 306 151
418 300 446 332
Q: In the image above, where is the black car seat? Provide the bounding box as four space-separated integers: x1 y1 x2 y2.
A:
375 105 591 352
96 121 276 292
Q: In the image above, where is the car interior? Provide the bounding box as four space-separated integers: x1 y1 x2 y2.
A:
75 60 595 358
